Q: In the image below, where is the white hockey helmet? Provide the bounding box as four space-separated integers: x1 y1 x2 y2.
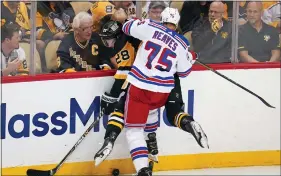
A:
160 7 180 27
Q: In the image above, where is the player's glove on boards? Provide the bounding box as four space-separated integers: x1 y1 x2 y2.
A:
101 92 119 115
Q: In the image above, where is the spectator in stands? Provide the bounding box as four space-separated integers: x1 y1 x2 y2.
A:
223 1 233 19
238 2 280 62
88 1 133 32
179 1 211 33
239 1 279 26
192 1 232 64
262 1 280 33
238 1 248 25
36 2 75 42
1 23 28 76
1 0 59 72
146 1 167 22
56 12 111 73
1 1 30 38
126 1 137 19
142 0 170 19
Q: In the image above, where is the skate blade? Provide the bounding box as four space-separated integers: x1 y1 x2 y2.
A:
94 149 111 166
201 137 209 149
191 122 209 149
148 154 158 163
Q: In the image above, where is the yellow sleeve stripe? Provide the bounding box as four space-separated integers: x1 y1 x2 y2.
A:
111 112 124 118
175 113 186 129
114 74 128 80
108 121 124 130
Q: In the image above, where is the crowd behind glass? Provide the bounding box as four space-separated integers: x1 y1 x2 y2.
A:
1 1 280 76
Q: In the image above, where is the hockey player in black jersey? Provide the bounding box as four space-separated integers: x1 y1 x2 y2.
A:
95 17 162 165
56 12 112 73
93 11 208 175
98 15 141 112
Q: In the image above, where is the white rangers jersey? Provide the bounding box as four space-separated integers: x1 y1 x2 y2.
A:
1 47 28 75
122 18 193 93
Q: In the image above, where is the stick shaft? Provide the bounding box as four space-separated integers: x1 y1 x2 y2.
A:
26 111 104 176
54 111 104 173
195 60 275 108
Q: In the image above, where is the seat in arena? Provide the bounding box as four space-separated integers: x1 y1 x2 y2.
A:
19 42 42 74
44 40 61 71
70 2 94 15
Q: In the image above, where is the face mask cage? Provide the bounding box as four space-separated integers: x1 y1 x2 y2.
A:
101 37 116 48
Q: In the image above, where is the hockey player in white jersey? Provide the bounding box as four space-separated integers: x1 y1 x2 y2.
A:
121 7 208 176
93 8 208 176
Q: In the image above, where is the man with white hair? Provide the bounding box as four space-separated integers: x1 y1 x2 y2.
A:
56 12 111 72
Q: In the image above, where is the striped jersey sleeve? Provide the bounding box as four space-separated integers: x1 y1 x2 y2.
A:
122 18 154 40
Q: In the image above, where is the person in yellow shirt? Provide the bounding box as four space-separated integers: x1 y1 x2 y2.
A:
262 1 280 31
36 1 75 42
1 1 30 37
88 1 133 32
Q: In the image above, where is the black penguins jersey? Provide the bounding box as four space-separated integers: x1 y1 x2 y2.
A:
36 2 75 41
107 33 141 79
1 1 30 30
102 33 141 97
56 32 109 72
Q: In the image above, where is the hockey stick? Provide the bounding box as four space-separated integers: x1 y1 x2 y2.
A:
195 60 275 108
26 110 105 176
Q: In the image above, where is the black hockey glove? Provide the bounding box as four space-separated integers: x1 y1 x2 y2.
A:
101 92 119 115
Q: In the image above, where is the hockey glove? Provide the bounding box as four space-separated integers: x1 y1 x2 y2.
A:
101 92 119 115
99 64 112 70
59 68 76 73
188 51 198 64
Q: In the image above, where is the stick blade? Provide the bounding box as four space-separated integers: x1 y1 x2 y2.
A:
267 104 276 109
265 102 275 109
27 169 52 176
260 98 276 108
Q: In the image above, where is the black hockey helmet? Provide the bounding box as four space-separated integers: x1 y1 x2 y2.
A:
99 20 122 39
99 20 122 47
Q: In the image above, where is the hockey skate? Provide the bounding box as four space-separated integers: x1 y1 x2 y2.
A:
94 132 117 166
182 119 209 148
135 167 152 176
146 132 159 163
